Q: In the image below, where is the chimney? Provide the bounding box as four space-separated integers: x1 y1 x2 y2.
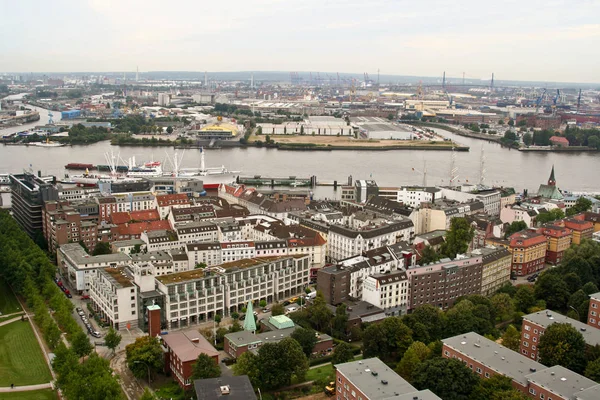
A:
219 385 230 395
147 305 162 337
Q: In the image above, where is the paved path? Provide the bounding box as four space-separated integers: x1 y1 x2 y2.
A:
0 316 23 327
0 383 52 392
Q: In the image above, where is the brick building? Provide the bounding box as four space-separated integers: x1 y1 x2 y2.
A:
161 329 219 389
521 310 600 361
508 230 547 276
538 224 572 264
588 292 600 330
526 365 598 400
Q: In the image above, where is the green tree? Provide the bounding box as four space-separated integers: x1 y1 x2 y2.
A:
469 374 513 400
504 130 517 141
72 330 94 360
413 358 479 400
514 285 536 312
534 272 571 310
504 221 527 238
92 241 111 256
104 327 122 354
508 119 515 127
258 337 308 389
259 299 267 308
419 245 440 265
332 303 349 339
191 354 221 379
403 304 447 342
214 314 222 325
126 336 164 380
232 351 259 386
523 132 533 146
309 292 334 332
332 342 355 366
291 327 318 357
536 208 566 225
585 358 600 383
568 289 589 322
583 282 600 295
166 126 173 134
363 317 413 362
538 322 587 373
271 303 285 316
62 353 122 400
490 391 528 400
490 293 514 322
140 388 156 400
396 341 431 382
501 325 521 351
567 197 593 216
440 217 475 259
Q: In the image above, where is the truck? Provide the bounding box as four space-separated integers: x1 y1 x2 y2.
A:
325 381 336 396
305 291 317 301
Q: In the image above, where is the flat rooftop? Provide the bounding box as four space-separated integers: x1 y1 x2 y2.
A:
101 267 134 288
526 365 599 399
524 310 600 347
335 358 416 399
443 332 545 387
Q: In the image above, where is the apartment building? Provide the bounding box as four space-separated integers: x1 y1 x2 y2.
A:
168 205 217 225
141 230 182 252
406 254 483 311
57 242 131 293
219 184 307 219
588 292 600 330
111 239 145 255
526 365 599 400
88 267 139 330
155 255 310 329
439 186 502 216
475 246 512 296
174 221 219 244
9 173 59 237
507 231 547 276
97 192 156 222
521 310 600 361
500 205 539 228
328 219 414 262
162 329 219 389
538 224 572 264
397 186 440 208
334 358 441 400
131 251 175 276
563 218 594 245
361 270 409 316
43 201 98 254
155 193 191 219
415 200 485 235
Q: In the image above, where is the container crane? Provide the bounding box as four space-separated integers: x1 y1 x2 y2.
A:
535 89 547 113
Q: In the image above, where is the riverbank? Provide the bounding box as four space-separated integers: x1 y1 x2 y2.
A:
409 121 503 143
519 146 598 152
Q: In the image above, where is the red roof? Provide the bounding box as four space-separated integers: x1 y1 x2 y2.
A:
117 220 171 236
111 210 160 225
156 194 191 207
550 136 569 144
509 231 547 247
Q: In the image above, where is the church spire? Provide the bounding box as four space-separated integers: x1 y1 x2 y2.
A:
548 165 556 186
243 301 256 333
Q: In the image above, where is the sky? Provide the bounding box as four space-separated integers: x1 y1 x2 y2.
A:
1 0 599 83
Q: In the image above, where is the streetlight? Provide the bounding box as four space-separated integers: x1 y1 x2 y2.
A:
134 360 151 385
569 306 581 321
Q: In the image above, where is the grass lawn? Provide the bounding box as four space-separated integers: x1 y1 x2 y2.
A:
0 321 52 386
0 279 22 316
306 363 334 383
0 389 58 400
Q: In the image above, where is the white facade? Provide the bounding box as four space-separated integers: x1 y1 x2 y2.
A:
362 272 409 316
88 266 139 330
175 222 219 244
397 187 438 208
439 187 501 216
500 206 536 228
113 192 156 213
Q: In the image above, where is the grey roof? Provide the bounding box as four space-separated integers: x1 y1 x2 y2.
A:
224 330 262 347
131 251 172 263
576 385 600 400
329 219 414 239
590 292 600 301
112 239 144 248
392 390 442 400
526 365 599 399
59 242 131 266
442 332 544 386
523 310 600 347
194 376 257 400
335 358 417 399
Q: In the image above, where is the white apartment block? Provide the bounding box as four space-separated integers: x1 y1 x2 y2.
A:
57 242 131 292
414 201 485 235
141 230 183 252
362 270 409 316
174 221 219 244
397 187 440 208
328 219 414 262
113 192 156 213
131 251 175 276
155 255 310 329
439 186 501 216
499 206 538 228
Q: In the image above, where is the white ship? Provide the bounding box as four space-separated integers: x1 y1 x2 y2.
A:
70 169 111 186
165 148 239 188
34 137 65 147
126 156 163 178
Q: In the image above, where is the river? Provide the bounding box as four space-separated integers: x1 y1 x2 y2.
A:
0 106 597 197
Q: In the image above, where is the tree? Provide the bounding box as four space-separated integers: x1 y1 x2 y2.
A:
538 323 587 373
257 338 308 389
396 341 431 382
440 217 475 259
194 262 207 269
523 132 533 146
508 119 515 127
232 351 259 386
501 325 521 351
363 317 413 362
104 327 122 354
419 245 440 265
191 353 221 380
126 336 164 380
504 130 517 141
92 241 111 256
567 197 593 216
166 126 173 134
291 327 318 357
504 221 527 238
271 303 285 316
490 293 514 322
535 208 566 225
140 388 156 400
514 285 536 313
332 304 349 339
259 299 267 308
72 330 94 360
583 282 600 295
585 358 600 383
309 292 333 332
61 353 122 400
214 314 222 325
403 304 447 342
332 342 355 366
534 272 571 310
470 374 527 400
413 358 479 400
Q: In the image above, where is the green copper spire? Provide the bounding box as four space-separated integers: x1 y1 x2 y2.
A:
548 165 556 186
243 301 256 332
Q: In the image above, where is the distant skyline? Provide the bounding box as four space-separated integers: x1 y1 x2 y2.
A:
1 0 599 84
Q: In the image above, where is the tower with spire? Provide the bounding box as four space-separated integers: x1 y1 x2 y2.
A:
243 300 256 333
548 165 556 186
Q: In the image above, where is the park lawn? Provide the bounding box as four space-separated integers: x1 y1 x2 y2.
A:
306 363 335 383
0 389 58 400
0 321 52 386
0 278 22 315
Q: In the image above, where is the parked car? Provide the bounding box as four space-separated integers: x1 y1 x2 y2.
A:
91 331 102 338
81 295 90 300
262 307 270 313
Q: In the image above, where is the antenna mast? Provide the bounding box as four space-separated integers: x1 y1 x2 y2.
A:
449 147 459 187
423 160 427 187
479 145 486 186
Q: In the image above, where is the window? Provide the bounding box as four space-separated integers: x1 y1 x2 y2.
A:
484 372 490 378
529 389 536 395
476 367 482 374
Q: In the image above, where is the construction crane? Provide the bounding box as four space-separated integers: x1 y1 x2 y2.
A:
551 89 560 116
535 89 547 113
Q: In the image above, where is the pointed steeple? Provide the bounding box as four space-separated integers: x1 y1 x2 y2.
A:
548 165 556 186
243 301 256 333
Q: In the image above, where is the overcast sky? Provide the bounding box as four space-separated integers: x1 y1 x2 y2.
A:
1 0 599 83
